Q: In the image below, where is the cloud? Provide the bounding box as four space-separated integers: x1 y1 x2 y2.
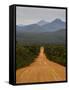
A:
16 6 66 25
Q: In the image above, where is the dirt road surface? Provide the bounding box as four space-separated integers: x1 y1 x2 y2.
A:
16 47 66 83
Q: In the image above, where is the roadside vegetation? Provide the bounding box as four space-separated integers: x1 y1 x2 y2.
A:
16 42 66 69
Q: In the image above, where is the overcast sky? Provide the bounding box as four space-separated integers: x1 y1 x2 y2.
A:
16 6 66 25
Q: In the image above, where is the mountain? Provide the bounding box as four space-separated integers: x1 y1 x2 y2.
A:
16 24 43 33
42 19 65 32
37 20 48 26
16 19 66 44
16 19 65 33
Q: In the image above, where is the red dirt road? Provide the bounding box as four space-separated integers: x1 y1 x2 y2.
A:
16 47 66 83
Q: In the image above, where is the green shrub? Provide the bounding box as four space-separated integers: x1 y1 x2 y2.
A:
44 44 66 66
16 43 40 69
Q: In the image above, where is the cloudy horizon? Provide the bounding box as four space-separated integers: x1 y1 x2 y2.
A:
16 6 66 25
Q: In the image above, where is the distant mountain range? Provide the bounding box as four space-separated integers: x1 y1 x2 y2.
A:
37 20 48 26
16 19 66 45
16 19 65 32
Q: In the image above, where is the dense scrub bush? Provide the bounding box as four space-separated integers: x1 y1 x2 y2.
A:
16 43 40 69
44 44 66 66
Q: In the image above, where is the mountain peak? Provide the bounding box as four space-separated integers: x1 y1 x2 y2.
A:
52 18 63 23
37 20 48 26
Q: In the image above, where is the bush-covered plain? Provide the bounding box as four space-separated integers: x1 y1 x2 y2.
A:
44 44 66 66
16 43 66 69
16 43 40 69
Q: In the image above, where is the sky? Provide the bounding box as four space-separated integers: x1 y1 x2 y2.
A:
16 6 66 25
